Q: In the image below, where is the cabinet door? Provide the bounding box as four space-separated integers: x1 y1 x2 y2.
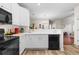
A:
25 35 32 48
19 35 26 54
12 3 20 25
36 35 48 48
31 35 41 48
12 3 30 27
26 34 48 48
19 7 30 26
25 35 38 48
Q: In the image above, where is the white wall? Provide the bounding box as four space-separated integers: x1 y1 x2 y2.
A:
30 19 49 29
62 15 74 33
50 15 74 32
74 5 79 45
30 18 64 29
52 20 64 29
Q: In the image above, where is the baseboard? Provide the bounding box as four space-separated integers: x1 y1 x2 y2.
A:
26 48 48 50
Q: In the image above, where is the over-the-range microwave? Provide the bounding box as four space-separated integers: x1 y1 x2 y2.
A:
0 8 12 24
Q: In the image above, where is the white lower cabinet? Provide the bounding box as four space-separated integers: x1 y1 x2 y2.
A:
19 34 48 54
26 34 48 48
19 35 26 54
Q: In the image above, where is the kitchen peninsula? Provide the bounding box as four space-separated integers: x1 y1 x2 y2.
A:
10 29 64 54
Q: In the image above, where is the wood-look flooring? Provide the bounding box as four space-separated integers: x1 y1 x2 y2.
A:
22 45 79 55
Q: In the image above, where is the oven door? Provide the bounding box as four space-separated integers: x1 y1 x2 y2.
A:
0 34 4 41
0 29 4 41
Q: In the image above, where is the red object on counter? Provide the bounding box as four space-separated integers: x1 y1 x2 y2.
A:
15 28 19 34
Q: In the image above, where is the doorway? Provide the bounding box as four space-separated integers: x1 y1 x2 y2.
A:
64 32 74 45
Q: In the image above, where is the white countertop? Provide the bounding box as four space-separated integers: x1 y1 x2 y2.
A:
5 29 63 36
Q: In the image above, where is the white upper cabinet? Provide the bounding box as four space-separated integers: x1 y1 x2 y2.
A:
12 3 21 25
12 3 30 27
19 6 30 26
0 3 12 13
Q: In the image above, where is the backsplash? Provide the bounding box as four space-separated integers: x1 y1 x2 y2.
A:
0 24 28 34
0 25 19 33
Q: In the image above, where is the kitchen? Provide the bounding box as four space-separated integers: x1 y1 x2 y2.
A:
0 3 79 55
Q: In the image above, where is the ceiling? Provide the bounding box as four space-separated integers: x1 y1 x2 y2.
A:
19 3 79 20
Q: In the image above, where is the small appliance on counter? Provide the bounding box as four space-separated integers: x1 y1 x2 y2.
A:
15 27 20 34
20 27 24 33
